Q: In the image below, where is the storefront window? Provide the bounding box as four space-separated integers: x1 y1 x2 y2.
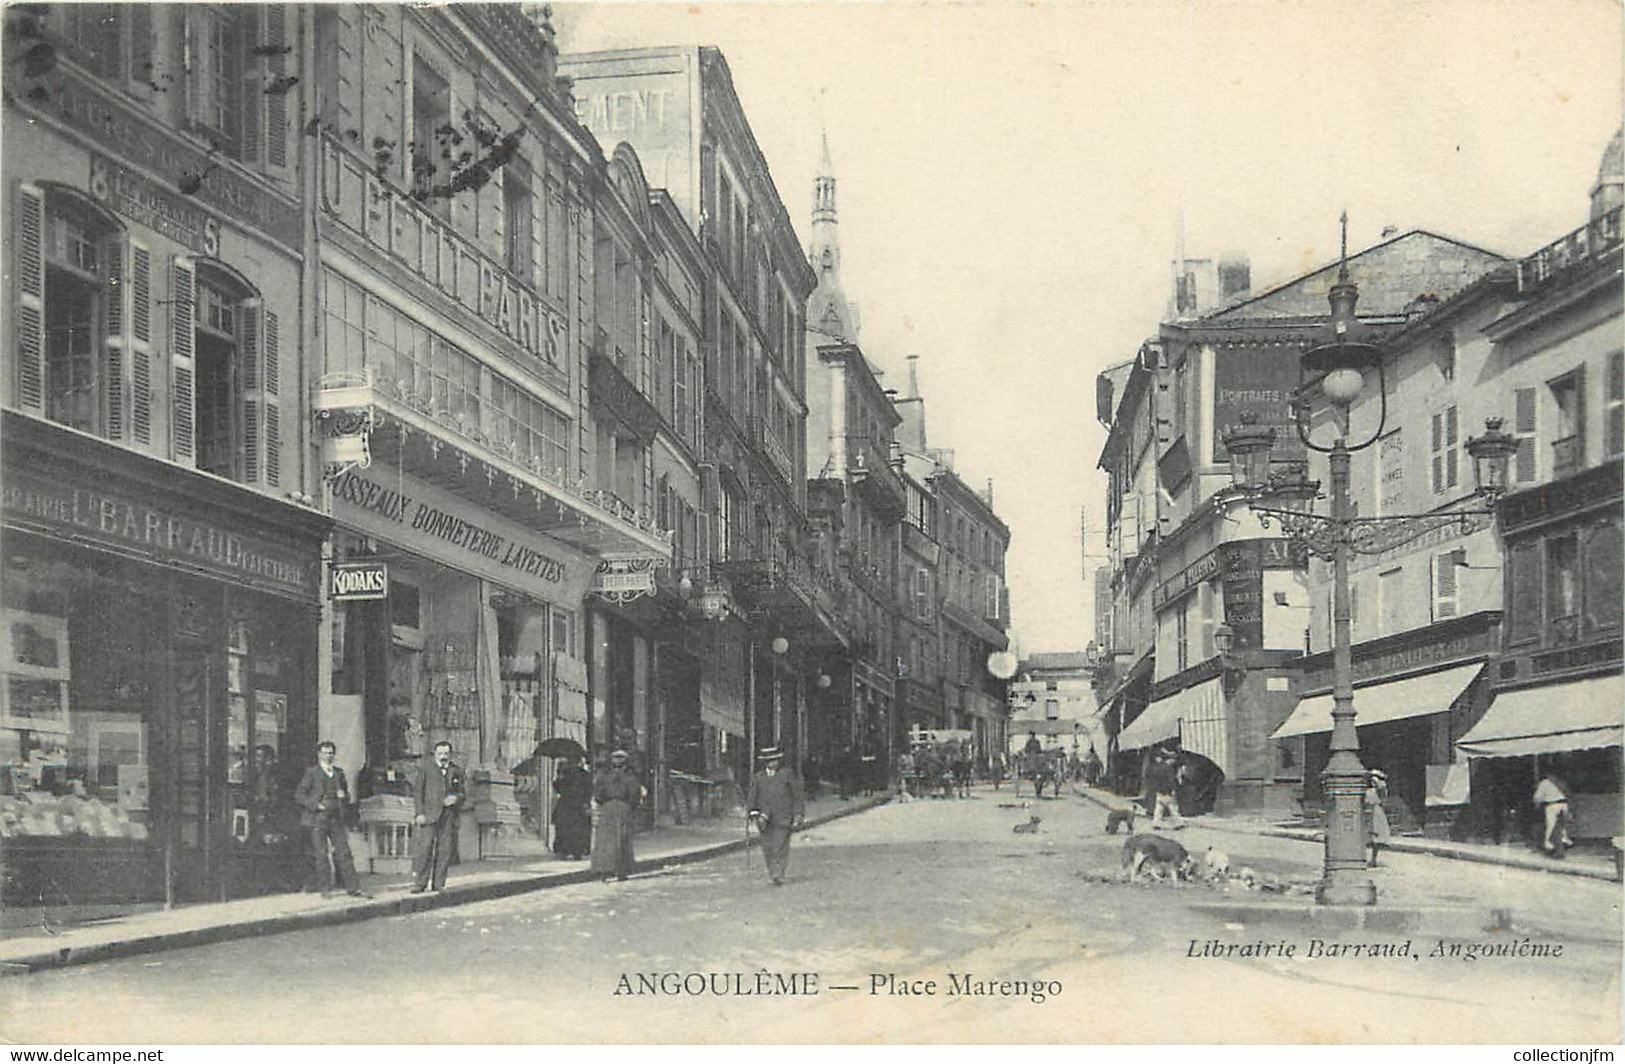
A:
1582 521 1623 634
1545 533 1580 636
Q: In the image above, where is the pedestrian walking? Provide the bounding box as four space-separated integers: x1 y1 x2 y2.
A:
1364 768 1391 867
1533 771 1573 858
1147 751 1182 829
1082 747 1103 786
410 740 465 893
591 748 642 880
896 750 916 801
293 741 368 898
746 746 805 886
551 755 592 859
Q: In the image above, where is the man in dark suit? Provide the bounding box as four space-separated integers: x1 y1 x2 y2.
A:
411 740 464 893
746 747 805 886
293 741 368 898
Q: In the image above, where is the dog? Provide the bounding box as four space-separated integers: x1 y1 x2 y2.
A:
1203 846 1230 882
1104 808 1136 835
1012 816 1042 834
1121 833 1195 883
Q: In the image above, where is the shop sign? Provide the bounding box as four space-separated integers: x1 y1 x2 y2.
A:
1212 349 1307 461
330 562 389 601
1153 550 1220 610
90 155 220 256
2 467 312 600
1500 460 1623 534
330 467 592 604
591 558 661 604
1303 627 1496 692
13 65 302 252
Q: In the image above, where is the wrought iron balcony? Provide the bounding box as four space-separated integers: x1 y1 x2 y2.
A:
750 415 796 486
589 349 663 445
712 555 848 648
1516 206 1622 294
313 370 671 559
848 435 907 519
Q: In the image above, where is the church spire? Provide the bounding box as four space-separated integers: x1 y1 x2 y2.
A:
806 126 856 343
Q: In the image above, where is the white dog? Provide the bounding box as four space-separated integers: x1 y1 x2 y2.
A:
1203 846 1230 882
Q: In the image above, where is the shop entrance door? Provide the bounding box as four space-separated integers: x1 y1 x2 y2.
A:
171 636 225 903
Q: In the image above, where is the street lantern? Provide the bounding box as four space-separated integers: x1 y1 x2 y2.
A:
771 636 790 655
1248 213 1512 907
1465 417 1518 495
1212 622 1236 657
1222 412 1276 490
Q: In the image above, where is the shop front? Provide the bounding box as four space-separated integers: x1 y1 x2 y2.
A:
1 414 328 911
1274 611 1501 838
1454 462 1623 844
326 464 595 858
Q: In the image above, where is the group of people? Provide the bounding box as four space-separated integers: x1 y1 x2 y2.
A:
292 739 464 898
295 738 815 896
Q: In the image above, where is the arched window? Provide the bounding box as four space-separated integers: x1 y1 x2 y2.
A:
175 261 280 486
13 184 154 449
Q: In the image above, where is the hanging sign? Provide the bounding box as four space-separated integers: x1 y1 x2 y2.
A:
591 558 661 603
329 561 389 601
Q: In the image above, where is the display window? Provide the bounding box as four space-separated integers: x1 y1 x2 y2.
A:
0 537 315 909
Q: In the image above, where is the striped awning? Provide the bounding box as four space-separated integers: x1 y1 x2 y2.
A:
1456 674 1623 758
1118 678 1226 775
1272 663 1485 740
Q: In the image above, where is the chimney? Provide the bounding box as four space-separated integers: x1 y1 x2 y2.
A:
1218 251 1250 303
1381 225 1399 239
906 355 921 399
984 478 994 507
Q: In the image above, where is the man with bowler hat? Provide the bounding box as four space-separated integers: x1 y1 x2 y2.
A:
411 740 464 893
746 746 805 886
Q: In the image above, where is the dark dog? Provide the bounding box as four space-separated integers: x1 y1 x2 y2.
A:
1104 808 1136 835
1121 833 1195 883
1012 815 1042 834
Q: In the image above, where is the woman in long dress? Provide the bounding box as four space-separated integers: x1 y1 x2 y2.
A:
551 756 592 859
1365 768 1392 867
591 749 641 880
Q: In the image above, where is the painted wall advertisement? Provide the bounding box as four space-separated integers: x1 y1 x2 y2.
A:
1212 349 1307 461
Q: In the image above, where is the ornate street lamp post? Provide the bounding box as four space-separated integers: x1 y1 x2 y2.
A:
1227 214 1517 906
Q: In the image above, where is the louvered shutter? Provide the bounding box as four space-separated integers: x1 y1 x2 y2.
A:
1434 552 1459 619
1445 405 1459 489
171 257 198 464
262 5 290 173
13 183 46 415
263 309 281 487
1572 363 1587 469
1514 387 1537 483
239 299 263 483
181 8 205 131
1431 411 1443 494
1609 354 1624 458
129 240 154 448
101 234 128 441
129 6 154 99
239 8 261 166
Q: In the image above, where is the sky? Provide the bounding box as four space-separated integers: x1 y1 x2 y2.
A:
553 0 1623 654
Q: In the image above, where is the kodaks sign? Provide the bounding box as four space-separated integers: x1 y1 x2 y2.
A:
329 562 389 601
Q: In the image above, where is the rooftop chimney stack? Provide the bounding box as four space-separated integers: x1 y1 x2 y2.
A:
906 355 920 399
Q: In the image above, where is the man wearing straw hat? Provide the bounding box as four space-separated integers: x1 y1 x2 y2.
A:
746 747 805 886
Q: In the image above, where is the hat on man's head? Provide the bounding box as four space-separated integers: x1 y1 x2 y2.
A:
757 746 783 762
610 748 630 762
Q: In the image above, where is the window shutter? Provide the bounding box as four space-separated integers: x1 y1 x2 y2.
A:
13 183 46 415
171 257 198 464
1609 353 1624 457
1572 363 1587 469
1431 411 1443 494
1514 387 1537 483
1434 552 1459 619
129 240 154 448
239 8 261 165
182 8 205 130
239 299 263 483
129 6 154 99
1445 405 1459 488
263 308 281 487
261 5 290 173
102 234 128 441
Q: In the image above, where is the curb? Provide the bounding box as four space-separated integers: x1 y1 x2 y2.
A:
1070 787 1617 883
1190 900 1512 937
0 793 893 976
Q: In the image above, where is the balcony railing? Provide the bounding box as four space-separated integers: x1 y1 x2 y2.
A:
1516 206 1622 294
589 351 663 445
313 370 671 558
750 415 795 485
848 435 907 517
1552 434 1583 476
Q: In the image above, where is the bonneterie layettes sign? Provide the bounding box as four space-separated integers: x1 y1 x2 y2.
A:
330 467 594 605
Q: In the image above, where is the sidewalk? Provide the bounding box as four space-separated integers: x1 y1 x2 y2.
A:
1071 783 1619 882
0 789 892 975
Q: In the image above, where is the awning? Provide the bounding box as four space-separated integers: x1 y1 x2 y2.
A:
1456 674 1623 758
1118 678 1225 771
1272 662 1485 740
